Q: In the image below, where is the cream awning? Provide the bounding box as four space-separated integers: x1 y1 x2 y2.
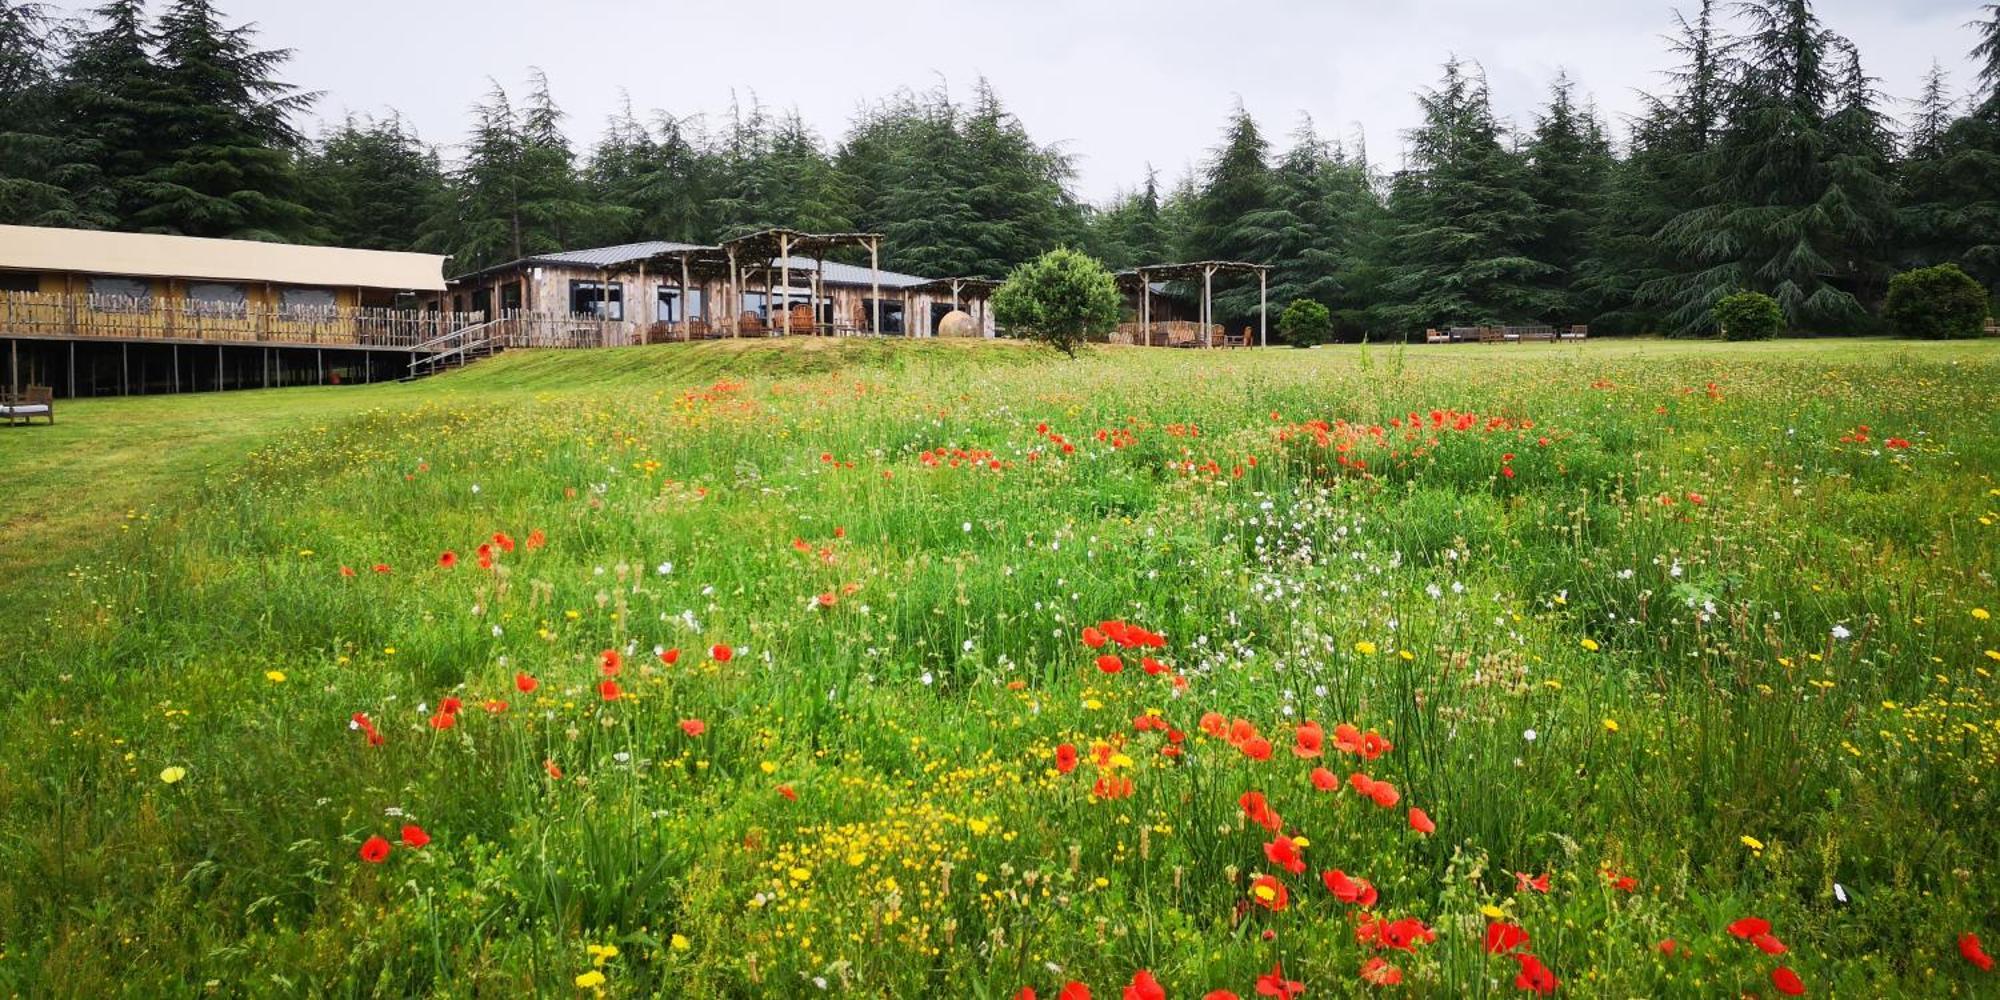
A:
0 225 448 292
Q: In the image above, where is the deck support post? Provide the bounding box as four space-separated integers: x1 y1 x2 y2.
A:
317 348 324 385
121 342 128 396
679 255 691 340
69 341 76 398
1140 269 1151 347
173 344 180 393
869 238 881 336
779 233 792 337
728 248 741 339
1258 269 1267 348
1202 265 1214 349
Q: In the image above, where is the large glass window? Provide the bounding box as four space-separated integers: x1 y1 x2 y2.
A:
499 281 523 312
89 275 151 310
861 298 905 334
280 287 337 316
0 270 38 293
657 287 705 322
187 281 248 316
570 280 623 319
740 291 768 319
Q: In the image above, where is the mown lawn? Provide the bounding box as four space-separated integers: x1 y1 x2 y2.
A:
1 337 1996 997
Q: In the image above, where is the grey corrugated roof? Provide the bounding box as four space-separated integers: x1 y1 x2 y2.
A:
522 241 709 269
772 256 928 289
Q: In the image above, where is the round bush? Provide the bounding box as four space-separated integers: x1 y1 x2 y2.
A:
1714 291 1783 341
1277 299 1332 347
1882 264 1989 340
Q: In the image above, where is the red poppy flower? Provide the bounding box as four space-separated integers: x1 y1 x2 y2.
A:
1255 963 1304 998
1059 983 1090 1000
1293 722 1325 758
1516 871 1550 894
1240 737 1274 761
1200 712 1227 738
1264 835 1307 875
525 529 546 550
1092 775 1135 800
1601 867 1637 892
1140 656 1169 676
400 824 430 849
481 699 508 714
1359 957 1402 986
777 784 797 801
438 550 457 568
1513 953 1559 995
543 759 563 779
1238 790 1282 832
1960 932 1994 972
710 644 733 662
1332 722 1364 754
1055 743 1079 774
1323 868 1379 908
1082 626 1108 649
1380 917 1435 951
1123 970 1166 1000
680 718 706 737
515 672 539 693
1658 938 1679 956
359 835 391 863
1248 874 1289 911
350 712 384 747
1727 916 1771 939
492 531 515 552
1753 933 1788 955
1408 807 1436 835
1096 654 1125 674
1228 718 1258 746
659 648 681 665
439 696 462 715
428 711 457 731
340 565 356 578
1204 992 1242 1000
1310 766 1339 792
1485 922 1530 955
1771 966 1805 996
1358 730 1393 760
1367 780 1400 808
599 648 622 676
598 679 621 701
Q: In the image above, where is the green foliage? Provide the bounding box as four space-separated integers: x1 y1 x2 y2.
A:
990 247 1120 356
300 114 444 250
1276 298 1331 346
1715 290 1784 339
1882 264 1989 339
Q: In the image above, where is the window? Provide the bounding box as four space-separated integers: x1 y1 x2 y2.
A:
0 270 38 293
471 288 492 318
90 275 151 310
740 291 768 319
570 280 623 320
187 282 248 317
657 286 705 323
280 288 337 317
500 281 523 312
862 298 905 334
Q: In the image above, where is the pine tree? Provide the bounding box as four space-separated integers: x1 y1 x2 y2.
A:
0 1 100 226
1523 73 1612 324
1820 39 1901 310
131 0 316 240
586 100 716 245
1899 11 2000 297
301 114 445 249
1378 59 1552 334
1185 106 1278 326
422 82 527 269
59 0 172 228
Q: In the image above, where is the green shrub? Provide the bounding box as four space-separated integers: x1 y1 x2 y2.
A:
1882 264 1989 340
1277 299 1333 347
1714 291 1783 341
991 248 1121 357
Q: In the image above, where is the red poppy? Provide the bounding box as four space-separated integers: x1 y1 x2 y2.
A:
1082 626 1108 649
1122 970 1166 1000
1204 993 1242 1000
1096 654 1125 674
1293 722 1325 758
492 531 515 552
1752 933 1788 955
350 712 384 747
525 529 546 550
1239 790 1281 832
400 824 430 849
1140 656 1169 676
1199 712 1227 738
1513 953 1559 995
599 648 622 676
1255 963 1304 998
370 563 390 574
1359 957 1402 987
1771 966 1805 996
1310 766 1339 792
543 759 563 779
438 550 457 568
659 648 681 665
1485 922 1530 955
1727 916 1771 939
598 679 621 701
1601 867 1638 892
680 718 707 737
481 699 508 714
1264 835 1307 875
428 711 457 731
1323 868 1379 908
340 565 356 578
359 835 391 863
1408 807 1436 835
1380 917 1435 951
439 696 462 715
1092 775 1135 800
1240 737 1274 761
1055 743 1079 774
1367 780 1400 808
1358 730 1393 760
514 672 538 693
1658 938 1679 956
1960 932 1994 972
776 784 797 801
1059 984 1091 1000
1248 874 1289 911
1515 871 1550 894
1332 723 1364 755
710 644 733 662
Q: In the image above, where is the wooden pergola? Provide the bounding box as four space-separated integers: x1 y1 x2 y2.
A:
718 228 887 337
907 276 998 337
1120 261 1271 348
630 244 734 338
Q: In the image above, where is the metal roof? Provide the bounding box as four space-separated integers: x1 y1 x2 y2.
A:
456 241 932 289
0 224 449 291
773 256 928 289
521 241 710 269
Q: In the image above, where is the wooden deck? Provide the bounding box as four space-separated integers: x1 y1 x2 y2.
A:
0 291 484 349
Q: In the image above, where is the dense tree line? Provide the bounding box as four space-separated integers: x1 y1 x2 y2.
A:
3 0 1998 336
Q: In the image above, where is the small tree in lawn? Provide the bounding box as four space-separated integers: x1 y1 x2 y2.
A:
1713 291 1782 341
992 247 1121 357
1883 264 1989 340
1278 299 1332 347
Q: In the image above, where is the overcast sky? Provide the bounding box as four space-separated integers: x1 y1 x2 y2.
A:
66 1 1994 202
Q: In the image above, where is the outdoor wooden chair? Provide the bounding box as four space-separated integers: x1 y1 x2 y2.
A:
1424 328 1449 344
1224 325 1252 348
1 385 54 426
1561 325 1590 341
1478 327 1505 344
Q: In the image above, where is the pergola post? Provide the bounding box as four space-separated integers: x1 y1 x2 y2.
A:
811 256 824 336
1139 269 1151 347
869 237 881 336
779 232 793 337
728 248 741 339
1259 269 1268 348
679 254 692 340
1202 265 1215 349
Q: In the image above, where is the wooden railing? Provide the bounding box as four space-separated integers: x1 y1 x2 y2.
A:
487 309 638 349
0 291 486 348
1112 321 1224 347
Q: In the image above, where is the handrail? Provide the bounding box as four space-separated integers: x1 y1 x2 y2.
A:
408 316 498 354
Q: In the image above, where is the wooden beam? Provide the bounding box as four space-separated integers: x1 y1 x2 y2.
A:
1140 269 1150 347
869 238 881 336
779 233 792 337
1258 270 1267 348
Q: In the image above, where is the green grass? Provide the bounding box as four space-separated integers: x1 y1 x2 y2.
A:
1 337 1997 997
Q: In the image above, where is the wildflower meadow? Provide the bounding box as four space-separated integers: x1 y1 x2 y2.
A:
1 338 1997 998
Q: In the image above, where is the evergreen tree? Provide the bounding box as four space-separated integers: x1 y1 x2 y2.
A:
131 0 316 240
1820 39 1901 310
1523 73 1612 324
1900 12 2000 297
301 114 445 250
585 100 716 245
58 0 172 227
1185 106 1278 326
0 1 99 226
1378 59 1552 334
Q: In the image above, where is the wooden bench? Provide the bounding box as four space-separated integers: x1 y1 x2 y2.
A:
1561 325 1589 341
1 385 54 426
1985 318 1998 337
1424 328 1449 344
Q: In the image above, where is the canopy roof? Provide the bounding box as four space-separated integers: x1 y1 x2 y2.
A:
907 277 998 296
718 228 882 261
1119 261 1271 283
0 224 449 291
